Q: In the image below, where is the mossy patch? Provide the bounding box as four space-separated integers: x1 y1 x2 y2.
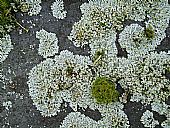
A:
91 77 119 104
0 0 28 37
144 25 155 39
92 49 105 65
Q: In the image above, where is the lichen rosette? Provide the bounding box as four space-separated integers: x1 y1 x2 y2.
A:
27 50 93 116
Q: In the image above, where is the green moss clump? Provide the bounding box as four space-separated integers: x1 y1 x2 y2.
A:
0 0 13 36
144 25 155 39
91 77 119 104
0 0 28 37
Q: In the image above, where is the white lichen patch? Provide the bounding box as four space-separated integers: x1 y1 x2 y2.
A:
68 0 127 47
36 29 59 58
89 31 117 71
69 0 170 47
60 112 98 128
3 101 12 110
119 52 170 104
151 101 170 118
0 34 13 63
27 50 92 116
51 0 67 20
26 0 42 16
161 118 170 128
60 105 129 128
26 0 170 126
145 1 170 31
96 102 129 128
119 24 165 56
140 110 159 128
111 109 130 128
127 0 170 22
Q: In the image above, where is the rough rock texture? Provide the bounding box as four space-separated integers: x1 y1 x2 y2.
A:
0 0 170 128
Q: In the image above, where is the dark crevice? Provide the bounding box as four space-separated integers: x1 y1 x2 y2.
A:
124 102 151 128
63 0 88 6
123 19 145 28
115 31 128 58
166 96 170 105
78 106 102 121
165 69 170 80
152 110 167 127
116 82 125 95
39 102 73 128
155 37 170 53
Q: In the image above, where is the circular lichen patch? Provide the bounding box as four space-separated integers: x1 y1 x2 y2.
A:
91 77 119 104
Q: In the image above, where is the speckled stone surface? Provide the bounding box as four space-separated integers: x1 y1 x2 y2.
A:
0 0 170 128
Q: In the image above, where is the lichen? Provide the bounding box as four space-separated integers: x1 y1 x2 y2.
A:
25 0 42 16
60 112 98 128
161 118 170 128
140 110 159 128
36 29 59 58
2 101 12 110
51 0 67 20
118 24 164 56
26 0 170 127
27 50 93 116
68 0 125 47
0 34 13 63
119 52 170 104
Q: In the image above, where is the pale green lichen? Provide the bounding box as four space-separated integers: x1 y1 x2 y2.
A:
118 24 164 56
0 34 13 63
36 29 59 58
60 112 98 128
27 0 170 127
140 110 159 128
27 50 93 116
25 0 42 16
68 0 125 47
51 0 67 20
119 52 170 104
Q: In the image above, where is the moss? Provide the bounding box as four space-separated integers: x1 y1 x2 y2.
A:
144 25 155 39
0 0 28 37
66 66 74 77
91 77 119 104
92 49 105 65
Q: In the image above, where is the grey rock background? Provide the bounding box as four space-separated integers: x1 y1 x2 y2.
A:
0 0 169 128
